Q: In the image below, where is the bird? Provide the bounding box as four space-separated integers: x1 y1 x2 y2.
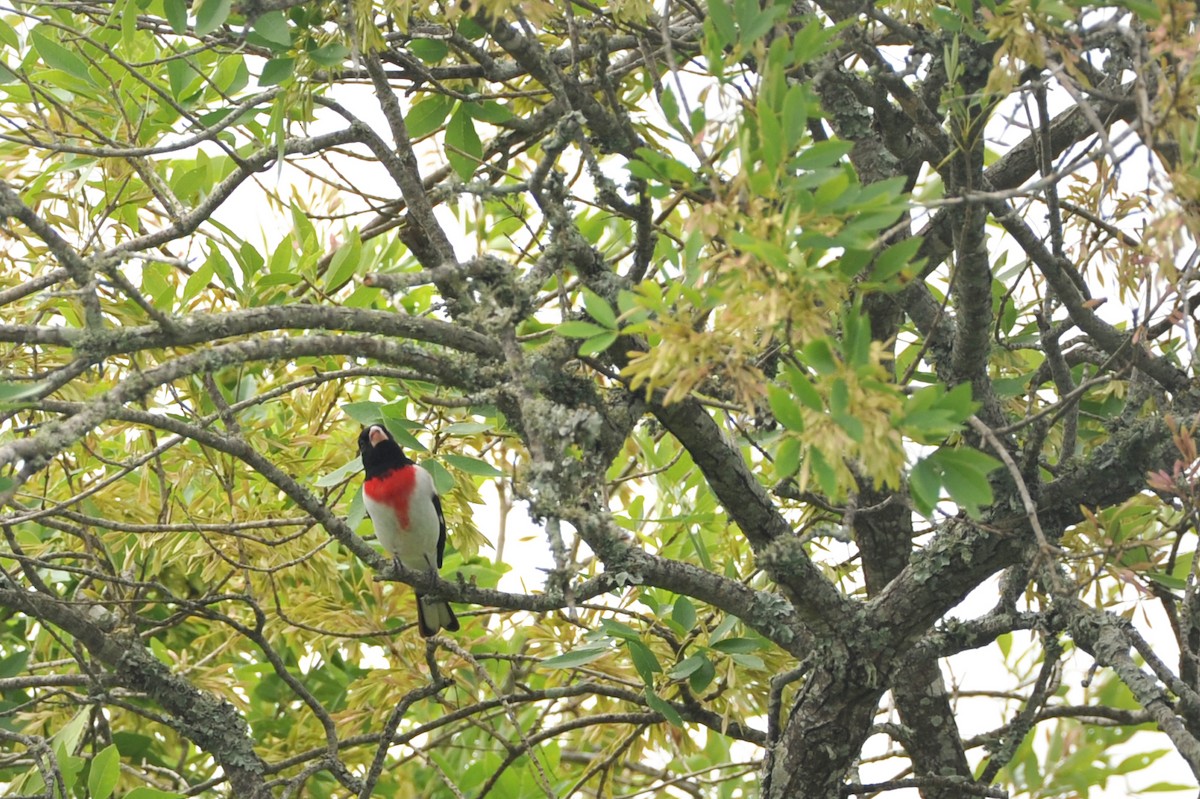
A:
358 423 460 637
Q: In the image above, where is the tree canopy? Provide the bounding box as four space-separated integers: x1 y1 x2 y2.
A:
2 0 1200 797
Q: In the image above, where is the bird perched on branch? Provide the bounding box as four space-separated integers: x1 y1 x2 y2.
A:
358 424 460 637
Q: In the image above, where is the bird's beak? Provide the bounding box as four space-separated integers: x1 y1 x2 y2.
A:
368 425 389 447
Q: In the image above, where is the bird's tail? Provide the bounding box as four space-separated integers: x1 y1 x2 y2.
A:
416 595 460 637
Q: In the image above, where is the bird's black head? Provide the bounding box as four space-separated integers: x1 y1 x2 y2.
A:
358 424 412 477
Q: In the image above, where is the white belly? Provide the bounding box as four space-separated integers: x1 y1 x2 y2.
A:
363 467 442 571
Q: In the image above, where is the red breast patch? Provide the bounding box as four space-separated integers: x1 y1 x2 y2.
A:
364 466 416 529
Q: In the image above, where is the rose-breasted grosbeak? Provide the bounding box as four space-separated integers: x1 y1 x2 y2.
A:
358 424 460 637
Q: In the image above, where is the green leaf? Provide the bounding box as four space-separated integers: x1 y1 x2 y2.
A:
540 644 608 669
729 652 766 670
1118 0 1162 19
667 653 709 680
901 410 959 439
410 39 449 63
308 42 349 67
707 0 736 48
315 456 362 488
808 447 839 498
252 11 292 48
467 101 514 123
783 364 823 411
871 236 924 282
792 139 854 171
341 401 384 425
938 382 978 417
929 6 963 31
377 418 428 453
88 744 121 799
600 618 639 640
836 248 872 278
444 421 492 435
736 0 785 41
934 448 999 517
181 260 215 303
829 379 863 441
558 320 611 339
935 446 1001 475
193 0 232 35
446 106 483 180
767 384 806 432
1146 571 1188 591
672 596 697 630
55 745 85 796
208 246 241 292
166 56 196 100
581 287 618 329
456 17 486 38
256 273 301 287
710 637 764 654
267 84 287 165
31 28 91 82
659 84 681 126
325 232 363 290
1114 749 1168 775
125 788 186 799
347 486 367 531
841 307 871 366
627 639 662 686
0 649 29 678
710 614 738 642
758 104 783 172
258 57 294 86
442 453 503 478
644 687 684 727
423 458 455 495
218 56 247 95
688 527 713 571
0 380 47 405
405 94 454 139
802 338 839 375
689 654 716 692
939 469 990 516
782 84 809 147
267 234 294 275
578 331 618 356
164 0 188 32
0 16 19 48
775 437 802 478
909 456 941 517
54 709 90 756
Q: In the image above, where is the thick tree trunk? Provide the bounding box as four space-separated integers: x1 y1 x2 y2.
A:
856 482 974 798
767 659 884 799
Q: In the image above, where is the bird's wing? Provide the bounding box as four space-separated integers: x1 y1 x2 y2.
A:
431 489 447 568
